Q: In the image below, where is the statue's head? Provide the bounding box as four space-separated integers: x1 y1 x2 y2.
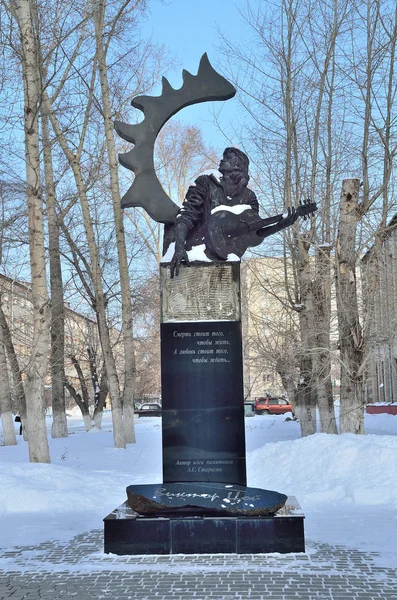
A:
219 147 249 187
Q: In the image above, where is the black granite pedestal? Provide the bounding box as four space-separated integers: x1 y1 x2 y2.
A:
104 496 305 555
161 320 247 486
103 264 305 555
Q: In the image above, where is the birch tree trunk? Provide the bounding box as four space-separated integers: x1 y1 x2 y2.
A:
93 371 108 429
73 167 125 447
313 245 337 434
294 240 317 437
335 179 365 434
42 91 126 449
41 112 68 439
284 1 317 437
12 0 51 462
276 356 297 415
0 334 17 445
64 382 92 432
88 347 107 429
92 0 136 443
0 295 27 439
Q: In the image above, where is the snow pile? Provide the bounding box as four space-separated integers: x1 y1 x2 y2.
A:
0 412 396 551
160 240 240 264
0 462 128 515
160 241 212 263
160 241 175 263
185 244 212 262
248 432 397 507
211 203 251 215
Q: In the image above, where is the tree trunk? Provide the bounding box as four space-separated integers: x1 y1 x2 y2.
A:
295 352 317 437
0 295 27 439
93 371 108 428
93 410 102 429
0 334 17 446
335 179 365 434
313 245 337 434
295 243 317 437
12 0 51 462
94 297 125 446
43 88 126 449
89 347 107 429
276 356 297 417
93 0 136 444
41 111 68 439
64 381 92 432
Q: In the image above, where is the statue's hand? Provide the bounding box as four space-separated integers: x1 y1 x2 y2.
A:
279 207 298 228
170 248 190 279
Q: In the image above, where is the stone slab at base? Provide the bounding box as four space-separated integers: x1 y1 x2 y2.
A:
104 496 305 555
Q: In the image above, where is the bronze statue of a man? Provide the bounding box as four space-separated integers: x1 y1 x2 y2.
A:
114 56 316 276
170 147 300 278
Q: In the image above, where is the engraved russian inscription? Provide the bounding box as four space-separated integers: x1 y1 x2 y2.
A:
161 321 246 485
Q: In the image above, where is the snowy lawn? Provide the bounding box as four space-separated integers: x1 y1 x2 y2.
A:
0 410 396 565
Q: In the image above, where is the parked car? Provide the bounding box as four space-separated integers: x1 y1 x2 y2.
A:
255 397 292 415
135 402 162 417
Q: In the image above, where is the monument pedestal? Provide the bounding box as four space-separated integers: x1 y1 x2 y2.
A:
104 496 305 555
160 263 246 485
103 263 305 555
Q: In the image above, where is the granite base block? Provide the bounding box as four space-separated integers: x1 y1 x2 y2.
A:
104 496 305 555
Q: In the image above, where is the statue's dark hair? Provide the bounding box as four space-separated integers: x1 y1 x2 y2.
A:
222 147 249 187
223 147 249 174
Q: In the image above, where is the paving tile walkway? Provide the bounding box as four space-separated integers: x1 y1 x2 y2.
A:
0 530 396 600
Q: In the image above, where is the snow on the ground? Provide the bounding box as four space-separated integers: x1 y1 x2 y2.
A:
0 410 396 563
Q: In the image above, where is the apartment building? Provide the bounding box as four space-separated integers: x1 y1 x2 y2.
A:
361 215 397 404
0 273 102 407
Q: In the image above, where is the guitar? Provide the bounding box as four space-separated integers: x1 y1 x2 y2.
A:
205 200 317 260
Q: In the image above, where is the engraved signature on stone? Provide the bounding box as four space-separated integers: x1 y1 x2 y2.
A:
153 487 261 505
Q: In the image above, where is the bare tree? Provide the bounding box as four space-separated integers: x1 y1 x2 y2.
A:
221 0 397 436
92 0 138 443
312 245 337 433
0 293 26 438
156 120 218 205
335 179 365 433
65 346 108 431
40 0 168 447
7 0 51 462
334 1 397 432
40 38 128 448
0 179 28 439
87 345 108 428
65 354 92 432
132 274 161 400
0 322 17 445
41 109 68 438
0 0 172 450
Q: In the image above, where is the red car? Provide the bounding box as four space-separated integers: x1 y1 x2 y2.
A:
255 397 292 415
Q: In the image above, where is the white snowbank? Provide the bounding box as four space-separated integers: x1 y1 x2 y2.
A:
0 411 396 554
248 432 397 507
